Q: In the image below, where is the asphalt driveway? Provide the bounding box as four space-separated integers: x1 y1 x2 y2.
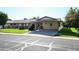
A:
0 34 79 51
28 29 58 36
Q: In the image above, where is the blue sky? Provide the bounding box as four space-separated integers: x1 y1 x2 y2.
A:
0 7 70 20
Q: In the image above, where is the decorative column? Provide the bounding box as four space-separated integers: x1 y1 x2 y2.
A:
34 23 37 30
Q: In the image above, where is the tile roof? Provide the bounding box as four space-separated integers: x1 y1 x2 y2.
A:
37 16 61 22
6 20 36 23
6 16 61 24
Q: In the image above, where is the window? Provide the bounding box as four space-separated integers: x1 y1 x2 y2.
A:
10 23 12 25
14 23 16 25
50 23 52 26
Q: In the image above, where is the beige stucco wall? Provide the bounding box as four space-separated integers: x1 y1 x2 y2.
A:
42 21 59 30
59 22 63 30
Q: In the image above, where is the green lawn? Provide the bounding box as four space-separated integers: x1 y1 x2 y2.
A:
59 27 79 37
0 29 31 34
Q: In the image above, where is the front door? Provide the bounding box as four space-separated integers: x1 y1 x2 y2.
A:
49 23 53 29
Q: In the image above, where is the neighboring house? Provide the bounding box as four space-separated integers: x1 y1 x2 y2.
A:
5 20 33 29
5 16 63 30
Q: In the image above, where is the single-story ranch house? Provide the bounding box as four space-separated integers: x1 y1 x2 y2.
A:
5 16 63 30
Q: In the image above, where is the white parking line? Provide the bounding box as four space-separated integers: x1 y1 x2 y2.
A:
20 39 53 51
32 44 49 47
47 42 53 51
32 39 40 43
20 39 40 51
7 39 40 51
20 42 28 51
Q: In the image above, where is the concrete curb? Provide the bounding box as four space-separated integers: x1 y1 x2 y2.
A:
25 34 79 40
0 32 25 35
0 32 79 40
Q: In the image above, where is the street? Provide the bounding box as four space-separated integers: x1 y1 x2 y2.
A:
0 34 79 51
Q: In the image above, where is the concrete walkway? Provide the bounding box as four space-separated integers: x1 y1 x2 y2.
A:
0 32 79 40
26 34 79 40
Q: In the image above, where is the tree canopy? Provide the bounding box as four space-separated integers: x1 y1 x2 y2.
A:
65 7 79 28
0 11 8 28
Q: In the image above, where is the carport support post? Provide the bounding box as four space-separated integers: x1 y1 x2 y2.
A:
34 23 37 30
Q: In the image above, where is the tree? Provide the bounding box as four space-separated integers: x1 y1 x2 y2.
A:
65 7 79 28
0 11 8 28
76 9 79 28
32 17 37 19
